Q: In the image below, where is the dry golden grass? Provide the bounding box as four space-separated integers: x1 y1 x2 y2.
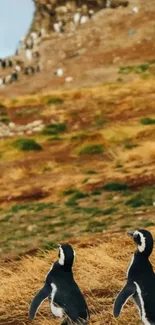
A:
1 229 153 325
1 77 155 256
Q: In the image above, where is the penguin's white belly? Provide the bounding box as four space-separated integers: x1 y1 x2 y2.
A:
134 282 151 325
50 283 63 318
50 302 63 318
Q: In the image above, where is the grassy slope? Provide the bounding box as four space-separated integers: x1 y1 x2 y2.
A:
0 77 155 257
1 228 155 325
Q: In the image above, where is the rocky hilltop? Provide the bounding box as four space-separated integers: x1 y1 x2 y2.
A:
29 0 128 32
0 0 155 98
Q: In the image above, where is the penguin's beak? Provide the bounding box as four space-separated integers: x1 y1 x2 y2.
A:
127 231 134 238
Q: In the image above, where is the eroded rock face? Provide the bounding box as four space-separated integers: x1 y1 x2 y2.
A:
29 0 128 33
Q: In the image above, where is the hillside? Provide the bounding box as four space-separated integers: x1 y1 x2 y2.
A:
0 78 155 258
0 2 155 325
0 0 154 258
0 0 155 325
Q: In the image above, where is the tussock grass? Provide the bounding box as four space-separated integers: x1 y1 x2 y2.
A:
46 97 64 105
140 117 155 125
125 187 155 208
0 103 6 109
12 138 42 151
119 61 154 75
42 123 67 136
101 182 129 192
0 117 9 124
0 230 146 325
78 144 104 156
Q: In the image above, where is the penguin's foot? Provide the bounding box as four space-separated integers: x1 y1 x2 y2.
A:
61 317 70 325
61 317 89 325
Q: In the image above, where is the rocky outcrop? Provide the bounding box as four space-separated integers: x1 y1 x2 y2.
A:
29 0 105 32
0 120 44 138
0 0 129 90
28 0 129 33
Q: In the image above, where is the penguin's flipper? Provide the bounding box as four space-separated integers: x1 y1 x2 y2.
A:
113 281 135 318
29 283 51 320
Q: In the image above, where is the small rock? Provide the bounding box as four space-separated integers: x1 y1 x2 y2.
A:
17 132 24 136
128 30 136 36
113 56 121 64
135 211 143 215
77 48 87 55
9 122 16 129
132 7 139 14
27 225 37 232
113 196 119 201
65 76 73 83
24 124 32 130
17 126 26 132
33 125 44 132
26 130 33 135
15 65 21 72
31 120 43 127
8 132 14 137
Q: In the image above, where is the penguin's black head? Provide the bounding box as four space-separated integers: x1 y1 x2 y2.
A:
128 229 154 256
58 244 75 268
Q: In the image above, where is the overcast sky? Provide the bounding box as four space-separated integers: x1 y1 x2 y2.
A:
0 0 34 58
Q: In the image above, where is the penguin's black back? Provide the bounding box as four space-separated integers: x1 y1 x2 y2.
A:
128 253 153 279
128 253 155 323
46 261 89 321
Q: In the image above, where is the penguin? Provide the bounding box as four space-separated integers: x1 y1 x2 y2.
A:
113 229 155 325
29 244 89 325
0 59 6 68
25 49 32 62
33 51 40 59
38 28 45 38
4 74 12 84
73 12 81 24
29 66 35 74
25 37 34 50
106 0 111 8
35 65 40 73
11 71 18 81
80 16 89 24
24 67 34 75
15 65 21 72
30 32 38 40
88 10 94 19
53 21 64 33
54 68 63 77
24 67 31 75
8 59 13 68
0 78 4 86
